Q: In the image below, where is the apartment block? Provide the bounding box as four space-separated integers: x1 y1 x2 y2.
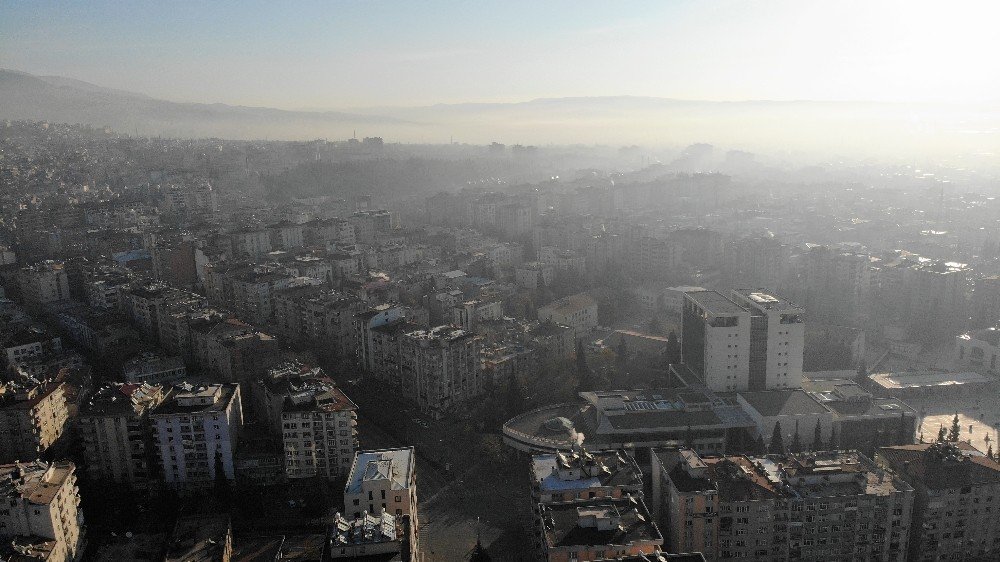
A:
150 383 243 489
398 326 483 418
254 361 358 480
345 448 419 555
0 460 85 562
16 261 70 309
78 382 165 486
877 441 1000 561
0 381 69 464
652 448 913 561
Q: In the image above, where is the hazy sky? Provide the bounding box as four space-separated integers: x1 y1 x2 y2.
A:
2 0 998 109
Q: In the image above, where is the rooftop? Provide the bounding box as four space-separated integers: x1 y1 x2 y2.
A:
164 514 231 562
346 448 414 495
531 449 642 493
684 290 746 316
80 382 163 417
540 496 661 550
738 389 830 417
151 383 238 417
869 370 991 390
539 292 598 316
732 288 803 312
0 460 75 506
878 441 1000 490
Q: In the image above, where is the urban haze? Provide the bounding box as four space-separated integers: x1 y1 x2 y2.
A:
0 2 999 561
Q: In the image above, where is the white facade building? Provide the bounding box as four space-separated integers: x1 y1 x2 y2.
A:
731 288 805 390
150 383 243 489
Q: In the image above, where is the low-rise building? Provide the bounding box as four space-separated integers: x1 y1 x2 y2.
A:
123 352 187 385
2 327 62 368
538 293 599 339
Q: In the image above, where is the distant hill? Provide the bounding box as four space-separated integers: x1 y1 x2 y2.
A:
2 69 996 159
0 69 410 140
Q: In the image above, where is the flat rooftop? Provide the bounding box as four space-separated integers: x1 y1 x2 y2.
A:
540 497 661 550
870 371 991 390
732 288 802 312
685 290 746 315
346 448 414 495
738 389 829 417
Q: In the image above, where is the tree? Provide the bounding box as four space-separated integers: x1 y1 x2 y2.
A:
769 422 785 455
663 331 682 367
790 421 802 454
812 419 823 451
753 435 766 455
937 424 947 442
949 414 961 442
506 375 527 418
855 361 868 386
989 445 995 462
469 538 492 562
576 340 588 375
897 412 912 445
575 340 592 392
684 425 694 449
616 339 628 365
828 425 838 450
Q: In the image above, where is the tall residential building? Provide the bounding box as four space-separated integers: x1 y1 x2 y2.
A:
681 290 751 392
0 460 86 562
398 326 483 418
876 441 1000 561
0 381 69 464
272 285 365 358
149 383 243 489
730 289 804 390
78 382 165 487
652 448 914 562
253 361 359 480
345 448 419 556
